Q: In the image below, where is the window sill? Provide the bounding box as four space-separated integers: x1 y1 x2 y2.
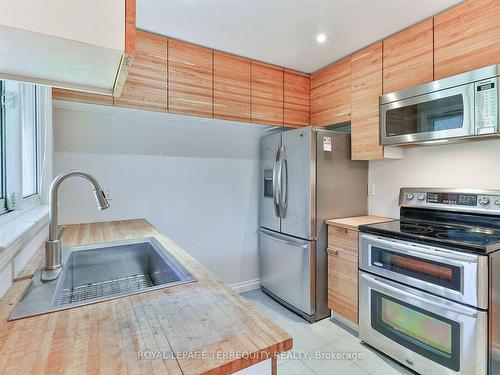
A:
0 205 48 272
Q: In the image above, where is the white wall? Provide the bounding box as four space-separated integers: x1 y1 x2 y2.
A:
369 139 500 218
53 102 269 288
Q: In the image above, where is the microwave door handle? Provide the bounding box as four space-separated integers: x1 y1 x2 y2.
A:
272 147 280 217
362 273 478 318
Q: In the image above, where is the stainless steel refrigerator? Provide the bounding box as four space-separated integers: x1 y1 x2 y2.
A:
259 127 368 323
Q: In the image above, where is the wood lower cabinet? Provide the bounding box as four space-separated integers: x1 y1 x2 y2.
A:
284 69 310 127
114 30 167 112
168 39 213 117
351 42 384 160
52 88 113 106
326 216 394 326
328 247 358 324
251 62 284 126
434 0 500 80
310 57 351 126
327 225 358 324
383 18 434 94
213 51 251 122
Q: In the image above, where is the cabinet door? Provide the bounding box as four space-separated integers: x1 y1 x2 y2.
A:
284 69 310 127
383 19 433 94
434 0 500 79
351 42 384 160
328 246 358 324
310 57 351 126
251 62 284 126
114 30 167 112
168 39 213 117
213 52 251 122
52 88 113 106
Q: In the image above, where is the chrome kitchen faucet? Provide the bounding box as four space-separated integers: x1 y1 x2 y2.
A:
41 170 110 282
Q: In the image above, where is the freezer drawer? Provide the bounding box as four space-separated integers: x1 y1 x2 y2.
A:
259 228 315 315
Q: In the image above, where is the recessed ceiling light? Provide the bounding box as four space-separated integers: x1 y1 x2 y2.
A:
316 33 327 43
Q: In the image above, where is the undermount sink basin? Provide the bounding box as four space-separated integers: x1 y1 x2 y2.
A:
10 237 196 320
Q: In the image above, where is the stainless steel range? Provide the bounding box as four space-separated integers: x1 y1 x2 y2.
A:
359 188 500 375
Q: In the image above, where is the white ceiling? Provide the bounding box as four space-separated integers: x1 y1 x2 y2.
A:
137 0 463 73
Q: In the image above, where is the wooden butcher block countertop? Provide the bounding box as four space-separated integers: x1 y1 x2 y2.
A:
325 215 395 231
0 219 292 375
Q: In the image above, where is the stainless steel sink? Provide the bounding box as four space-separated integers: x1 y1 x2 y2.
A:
10 237 196 320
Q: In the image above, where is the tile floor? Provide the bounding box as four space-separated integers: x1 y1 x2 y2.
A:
242 289 414 375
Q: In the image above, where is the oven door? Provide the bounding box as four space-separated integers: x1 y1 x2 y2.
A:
359 233 488 309
380 83 475 145
359 272 487 375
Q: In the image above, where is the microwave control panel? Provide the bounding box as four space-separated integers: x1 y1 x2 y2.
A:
475 78 498 134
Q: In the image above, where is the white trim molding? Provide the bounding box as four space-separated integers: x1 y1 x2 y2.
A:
0 205 48 272
229 278 261 294
0 204 48 298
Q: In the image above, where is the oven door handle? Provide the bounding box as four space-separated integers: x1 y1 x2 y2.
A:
362 273 478 318
364 234 479 264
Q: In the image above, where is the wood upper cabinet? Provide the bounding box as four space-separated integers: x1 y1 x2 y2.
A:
114 30 167 112
168 39 213 117
284 69 310 127
310 57 351 127
383 18 434 94
213 52 251 122
351 42 384 160
52 88 114 106
434 0 500 80
251 62 284 126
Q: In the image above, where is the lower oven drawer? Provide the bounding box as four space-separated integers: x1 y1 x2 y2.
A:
359 233 488 309
359 271 487 375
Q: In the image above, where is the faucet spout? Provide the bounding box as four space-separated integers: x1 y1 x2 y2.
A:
41 170 110 282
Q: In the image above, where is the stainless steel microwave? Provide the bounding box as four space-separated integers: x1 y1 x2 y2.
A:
380 64 500 145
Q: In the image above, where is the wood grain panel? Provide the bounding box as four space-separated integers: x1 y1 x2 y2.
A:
168 39 213 117
251 61 284 126
310 57 351 126
114 30 167 111
327 226 358 253
52 88 113 106
213 51 251 122
284 69 310 127
125 0 136 55
328 248 358 324
434 0 500 79
351 42 384 160
383 18 434 93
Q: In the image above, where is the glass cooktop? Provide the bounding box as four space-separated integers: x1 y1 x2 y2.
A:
361 220 500 253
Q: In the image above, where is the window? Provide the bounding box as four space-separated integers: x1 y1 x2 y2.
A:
0 80 40 215
21 85 37 198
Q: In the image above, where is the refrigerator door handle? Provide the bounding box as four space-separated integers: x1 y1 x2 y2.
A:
272 147 281 218
280 146 288 218
260 228 308 248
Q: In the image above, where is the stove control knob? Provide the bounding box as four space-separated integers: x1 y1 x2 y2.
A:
417 193 426 201
406 193 415 201
479 197 490 206
495 200 500 207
